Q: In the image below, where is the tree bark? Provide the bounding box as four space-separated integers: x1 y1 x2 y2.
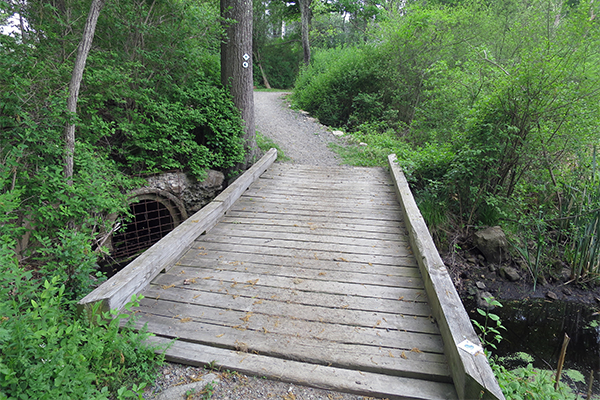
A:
64 0 105 184
221 0 257 169
299 0 312 66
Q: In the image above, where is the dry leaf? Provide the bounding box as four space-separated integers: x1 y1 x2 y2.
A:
193 294 201 299
411 347 422 353
161 284 175 290
398 296 404 301
216 334 225 338
180 317 192 323
388 350 394 358
401 351 408 359
253 299 263 305
203 276 213 280
240 312 253 323
245 279 259 287
183 278 196 285
318 272 327 276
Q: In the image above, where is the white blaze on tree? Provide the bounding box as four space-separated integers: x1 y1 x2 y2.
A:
221 0 257 169
64 0 106 183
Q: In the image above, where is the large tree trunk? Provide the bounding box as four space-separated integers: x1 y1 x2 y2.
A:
299 0 312 66
64 0 105 184
221 0 257 169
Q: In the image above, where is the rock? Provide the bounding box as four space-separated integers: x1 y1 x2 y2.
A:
359 142 368 146
476 281 486 290
473 226 509 264
477 291 495 310
500 266 521 282
562 287 572 296
466 256 477 264
331 130 345 137
180 170 225 213
488 265 497 272
546 291 558 300
561 268 572 282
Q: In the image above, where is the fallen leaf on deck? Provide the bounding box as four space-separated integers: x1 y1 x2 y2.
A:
193 294 201 299
411 347 422 353
203 276 213 280
244 279 259 287
240 312 253 323
180 317 192 323
216 334 224 338
318 272 326 276
401 351 408 359
161 284 175 290
183 278 196 285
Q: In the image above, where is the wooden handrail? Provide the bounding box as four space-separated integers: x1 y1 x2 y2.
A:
388 154 505 400
78 148 278 315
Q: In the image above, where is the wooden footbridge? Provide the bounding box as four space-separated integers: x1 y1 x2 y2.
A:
80 149 504 400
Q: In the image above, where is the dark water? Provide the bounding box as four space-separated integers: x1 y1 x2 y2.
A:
470 299 600 392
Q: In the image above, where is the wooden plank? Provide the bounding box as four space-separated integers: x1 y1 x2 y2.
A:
244 186 400 201
177 250 421 279
135 297 444 352
388 154 505 400
77 149 277 314
215 218 407 241
223 211 406 231
187 242 418 267
145 336 458 400
227 204 402 222
127 314 451 382
220 215 407 236
147 276 433 316
198 235 409 258
152 269 426 301
207 225 407 247
169 261 422 288
141 285 435 332
234 196 403 214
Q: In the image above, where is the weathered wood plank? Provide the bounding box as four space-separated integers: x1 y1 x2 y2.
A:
127 314 451 382
388 154 505 400
198 235 409 257
77 149 277 314
207 224 408 246
230 203 402 221
135 297 444 351
177 250 421 278
244 186 400 202
141 285 435 332
187 242 418 267
169 261 422 288
148 278 432 316
152 269 426 301
215 218 407 240
235 195 403 213
145 336 458 400
223 210 406 230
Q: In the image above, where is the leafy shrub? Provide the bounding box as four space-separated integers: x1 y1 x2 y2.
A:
0 264 165 400
293 46 384 127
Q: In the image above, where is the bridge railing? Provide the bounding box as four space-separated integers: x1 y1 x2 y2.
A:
78 149 278 316
388 154 505 400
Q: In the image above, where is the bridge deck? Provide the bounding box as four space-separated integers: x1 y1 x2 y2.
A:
127 163 458 399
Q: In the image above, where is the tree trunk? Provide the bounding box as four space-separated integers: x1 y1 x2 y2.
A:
64 0 105 184
221 0 257 169
299 0 312 66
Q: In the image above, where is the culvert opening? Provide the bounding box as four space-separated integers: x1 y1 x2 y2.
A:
100 194 185 277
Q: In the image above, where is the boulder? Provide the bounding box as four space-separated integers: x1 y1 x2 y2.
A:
473 226 508 264
476 291 496 311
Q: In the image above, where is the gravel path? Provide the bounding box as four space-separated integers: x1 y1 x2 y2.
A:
254 91 342 166
143 92 381 400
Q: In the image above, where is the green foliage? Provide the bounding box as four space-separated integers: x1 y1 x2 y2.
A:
471 297 505 350
492 362 579 400
0 264 165 399
297 0 600 284
256 133 290 162
293 46 383 127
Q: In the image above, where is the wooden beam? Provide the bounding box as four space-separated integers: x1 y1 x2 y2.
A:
387 154 505 400
77 148 278 315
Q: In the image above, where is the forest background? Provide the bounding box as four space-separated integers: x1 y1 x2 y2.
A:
1 0 600 398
